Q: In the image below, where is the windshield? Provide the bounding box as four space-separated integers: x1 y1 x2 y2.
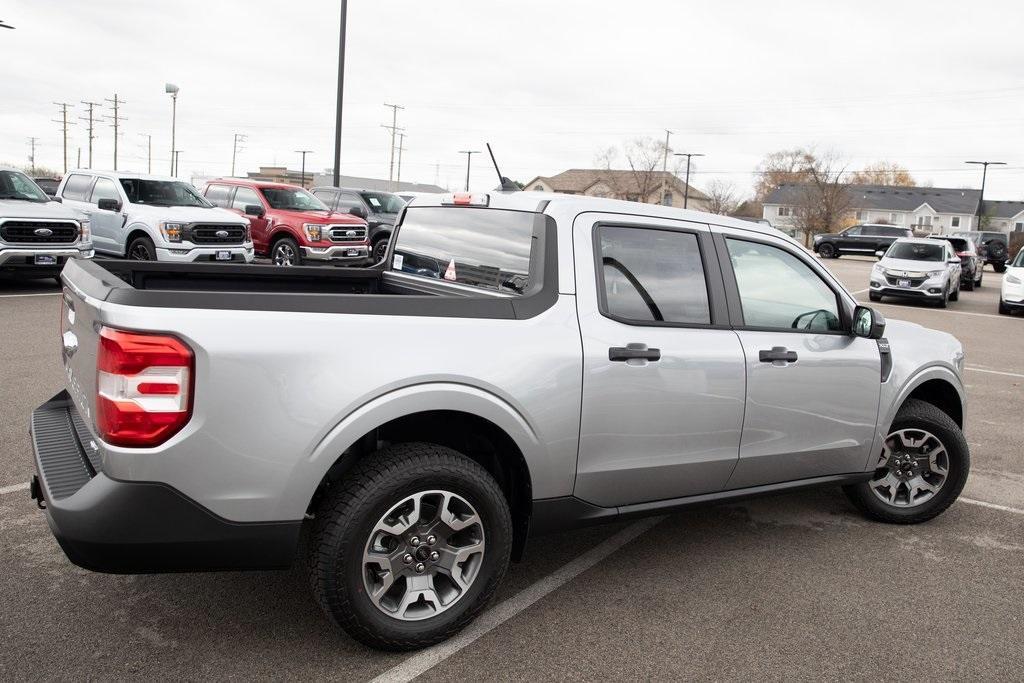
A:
392 207 536 294
261 187 328 211
360 191 404 214
120 179 211 207
886 242 944 262
0 170 49 202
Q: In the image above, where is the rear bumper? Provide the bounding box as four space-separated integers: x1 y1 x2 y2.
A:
30 391 300 574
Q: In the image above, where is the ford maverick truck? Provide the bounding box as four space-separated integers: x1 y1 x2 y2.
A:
31 191 969 650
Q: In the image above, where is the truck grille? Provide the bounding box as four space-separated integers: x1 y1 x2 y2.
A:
0 221 79 244
190 224 245 245
328 225 368 243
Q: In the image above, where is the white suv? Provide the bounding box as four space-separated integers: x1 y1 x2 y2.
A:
57 171 254 263
869 238 962 308
999 247 1024 315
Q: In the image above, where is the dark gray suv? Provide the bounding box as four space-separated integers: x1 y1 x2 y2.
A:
311 187 405 263
814 223 914 259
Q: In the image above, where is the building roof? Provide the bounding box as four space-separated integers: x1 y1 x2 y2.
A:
525 168 708 200
764 183 982 214
981 199 1024 219
311 173 445 194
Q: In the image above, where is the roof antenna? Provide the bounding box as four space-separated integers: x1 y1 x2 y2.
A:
487 143 518 192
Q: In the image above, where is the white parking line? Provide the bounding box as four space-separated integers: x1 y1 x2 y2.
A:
860 300 1007 320
371 515 666 683
0 292 60 298
961 498 1024 516
966 367 1024 380
0 482 29 495
849 288 869 295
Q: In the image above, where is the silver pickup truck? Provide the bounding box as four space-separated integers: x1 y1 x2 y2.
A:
31 191 969 650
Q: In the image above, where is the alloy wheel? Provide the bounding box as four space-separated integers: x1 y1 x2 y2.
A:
373 239 389 264
129 243 152 260
869 428 949 508
362 490 485 621
273 243 296 266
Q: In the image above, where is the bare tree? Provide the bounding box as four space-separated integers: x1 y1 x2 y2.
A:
793 152 853 246
704 178 740 215
754 147 816 202
848 161 915 186
593 146 617 170
622 136 670 202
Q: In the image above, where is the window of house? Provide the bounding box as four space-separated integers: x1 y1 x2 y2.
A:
726 238 841 332
951 216 960 228
918 215 933 226
1015 222 1024 233
778 206 793 217
890 213 900 223
533 185 544 191
855 211 864 220
662 191 673 207
597 226 710 325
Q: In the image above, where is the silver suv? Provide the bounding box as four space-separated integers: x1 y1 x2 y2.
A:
870 237 963 307
57 171 254 263
32 192 969 651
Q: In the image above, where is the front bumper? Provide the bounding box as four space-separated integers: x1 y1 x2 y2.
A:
300 243 371 264
154 245 255 263
869 275 946 299
0 245 93 274
29 391 300 574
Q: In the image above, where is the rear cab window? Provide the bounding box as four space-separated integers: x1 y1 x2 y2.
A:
391 207 538 295
205 184 233 208
61 174 94 201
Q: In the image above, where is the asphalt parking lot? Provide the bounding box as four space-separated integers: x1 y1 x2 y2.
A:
1 256 1022 680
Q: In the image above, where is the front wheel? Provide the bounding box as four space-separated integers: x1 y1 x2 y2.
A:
271 237 301 266
818 243 837 259
309 442 513 651
950 283 960 301
372 236 390 264
127 235 156 261
999 299 1011 315
843 399 969 524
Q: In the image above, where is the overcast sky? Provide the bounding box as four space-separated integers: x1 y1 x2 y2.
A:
3 0 1023 199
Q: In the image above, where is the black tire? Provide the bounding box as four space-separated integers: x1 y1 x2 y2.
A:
843 399 969 524
371 235 390 264
999 299 1011 315
308 442 513 651
950 283 959 301
987 241 1008 262
963 276 974 292
271 237 302 266
127 235 156 261
976 270 983 288
818 243 837 259
993 261 1007 273
937 286 948 308
869 292 882 302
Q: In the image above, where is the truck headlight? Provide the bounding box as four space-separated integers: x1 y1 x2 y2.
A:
160 222 186 243
78 219 90 241
303 223 323 241
1007 274 1022 285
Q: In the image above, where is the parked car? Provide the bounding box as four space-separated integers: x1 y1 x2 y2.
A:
0 167 92 280
204 179 369 266
930 235 982 290
57 171 253 263
999 246 1024 315
953 230 1010 272
34 192 969 651
32 177 61 197
813 223 914 259
310 186 404 263
869 238 962 307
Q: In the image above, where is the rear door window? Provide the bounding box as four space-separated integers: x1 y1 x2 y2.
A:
205 184 232 208
61 174 93 201
231 187 262 211
90 177 121 205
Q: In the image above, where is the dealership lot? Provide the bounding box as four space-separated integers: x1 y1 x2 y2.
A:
1 256 1022 680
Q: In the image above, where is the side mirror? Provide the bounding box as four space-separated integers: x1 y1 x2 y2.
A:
97 197 121 212
244 204 265 217
50 196 63 204
875 250 885 259
852 305 886 340
348 205 368 219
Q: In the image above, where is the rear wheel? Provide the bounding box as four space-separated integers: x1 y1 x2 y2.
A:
843 399 969 524
937 286 949 308
993 261 1007 273
127 235 155 261
271 237 301 266
963 275 974 291
308 442 513 651
818 243 837 259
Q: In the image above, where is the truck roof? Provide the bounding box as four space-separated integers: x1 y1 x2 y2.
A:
63 169 185 182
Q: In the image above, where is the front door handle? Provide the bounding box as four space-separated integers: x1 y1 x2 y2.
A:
758 346 798 363
609 344 661 362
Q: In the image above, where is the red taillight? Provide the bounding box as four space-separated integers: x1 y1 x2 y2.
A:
956 251 969 258
95 327 194 447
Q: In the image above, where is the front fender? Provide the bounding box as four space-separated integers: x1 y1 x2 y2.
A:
278 382 545 519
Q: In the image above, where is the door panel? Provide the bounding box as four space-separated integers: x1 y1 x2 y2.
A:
88 177 126 254
573 215 746 507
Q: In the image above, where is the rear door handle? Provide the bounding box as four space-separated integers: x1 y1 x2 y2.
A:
609 344 661 362
758 346 798 363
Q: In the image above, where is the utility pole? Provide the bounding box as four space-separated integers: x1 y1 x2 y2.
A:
395 133 406 185
231 133 247 176
459 150 480 192
332 0 348 187
105 93 125 171
673 152 705 209
76 148 81 168
138 133 152 174
26 137 38 173
166 84 179 175
80 100 102 169
659 129 672 205
52 102 74 174
173 151 183 178
382 102 404 189
295 150 313 188
965 160 1006 229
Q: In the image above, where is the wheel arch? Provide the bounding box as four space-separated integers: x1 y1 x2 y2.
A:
885 368 965 432
124 225 155 256
269 227 300 248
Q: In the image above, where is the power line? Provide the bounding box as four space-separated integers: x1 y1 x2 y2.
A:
79 100 102 169
104 93 125 171
52 102 75 174
382 102 404 190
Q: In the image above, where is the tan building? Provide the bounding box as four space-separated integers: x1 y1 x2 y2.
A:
522 169 710 211
246 166 315 188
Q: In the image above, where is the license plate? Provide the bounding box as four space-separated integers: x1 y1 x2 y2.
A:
345 249 358 257
34 255 57 265
897 279 911 288
215 250 232 261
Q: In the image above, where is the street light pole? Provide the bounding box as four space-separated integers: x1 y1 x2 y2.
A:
165 83 179 175
295 150 313 188
966 160 1006 229
459 150 480 192
332 0 348 188
174 151 182 178
673 152 705 209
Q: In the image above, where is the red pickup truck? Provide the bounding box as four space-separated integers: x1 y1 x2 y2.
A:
202 179 370 266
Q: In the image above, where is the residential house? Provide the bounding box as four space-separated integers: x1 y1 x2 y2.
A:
763 184 983 239
981 200 1024 233
522 169 710 211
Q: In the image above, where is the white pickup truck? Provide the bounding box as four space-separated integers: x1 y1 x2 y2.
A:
0 167 92 279
32 191 968 650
